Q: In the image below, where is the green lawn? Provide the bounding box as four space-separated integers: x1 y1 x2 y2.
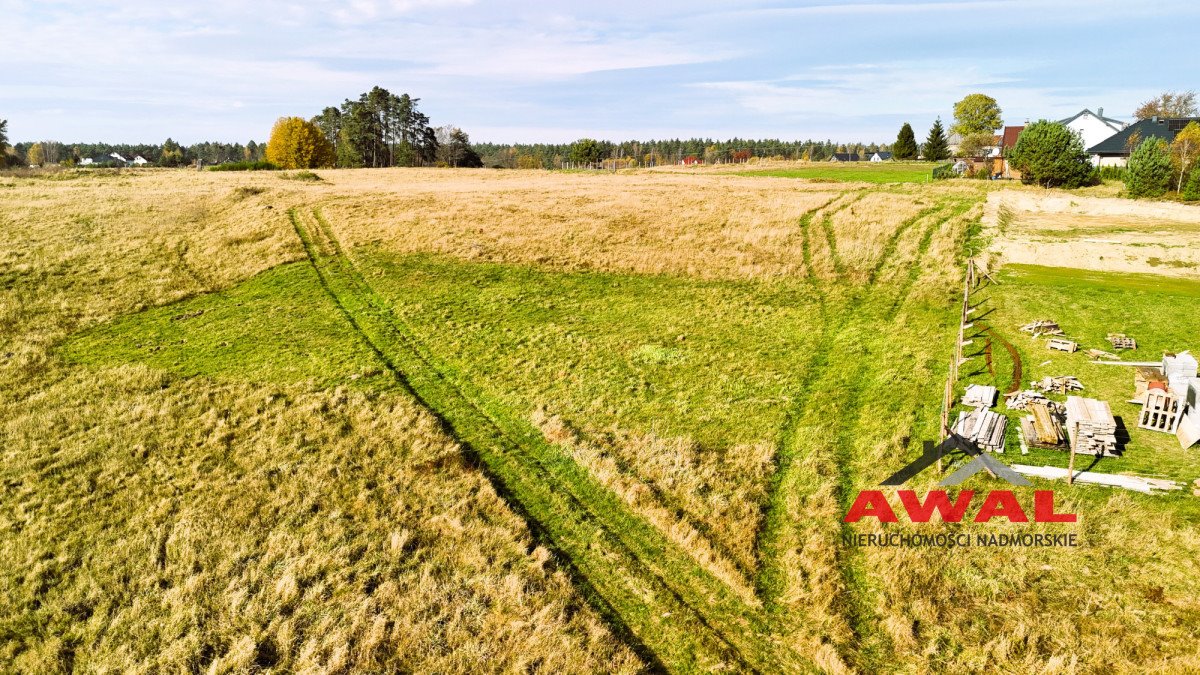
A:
736 162 937 184
960 263 1200 487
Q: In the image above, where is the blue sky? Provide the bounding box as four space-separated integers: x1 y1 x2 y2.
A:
2 0 1196 144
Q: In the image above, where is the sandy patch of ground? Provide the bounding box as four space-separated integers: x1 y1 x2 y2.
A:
983 189 1200 278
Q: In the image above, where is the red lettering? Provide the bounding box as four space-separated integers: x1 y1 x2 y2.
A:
844 490 898 523
1034 490 1077 522
898 490 974 523
973 490 1029 523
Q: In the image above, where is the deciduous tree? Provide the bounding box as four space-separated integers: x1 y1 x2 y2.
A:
1134 91 1197 120
265 117 335 169
951 93 1003 136
1125 137 1173 198
27 142 45 166
1169 121 1200 192
1007 120 1096 188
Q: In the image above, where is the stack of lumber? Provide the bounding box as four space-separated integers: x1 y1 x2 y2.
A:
954 409 1008 452
961 384 998 408
1021 401 1067 448
1020 319 1064 337
1107 333 1137 350
1065 396 1119 457
1033 375 1083 394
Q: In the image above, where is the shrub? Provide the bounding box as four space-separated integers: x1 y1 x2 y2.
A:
1007 120 1097 188
209 160 279 172
1182 169 1200 202
1125 137 1173 198
1097 165 1127 182
282 170 322 182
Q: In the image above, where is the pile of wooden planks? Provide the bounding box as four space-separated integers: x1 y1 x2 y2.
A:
1021 401 1067 448
1006 389 1052 411
954 409 1008 452
1065 396 1119 457
1107 333 1137 350
1032 375 1083 394
1020 319 1064 337
961 384 998 408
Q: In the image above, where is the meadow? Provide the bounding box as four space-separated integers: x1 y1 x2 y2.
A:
2 165 1199 673
734 162 938 184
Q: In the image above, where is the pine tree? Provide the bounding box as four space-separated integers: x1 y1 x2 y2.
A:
923 118 950 161
1007 120 1095 188
894 123 918 159
1125 137 1173 198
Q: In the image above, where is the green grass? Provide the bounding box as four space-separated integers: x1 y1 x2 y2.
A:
736 163 936 184
61 262 388 389
960 263 1200 488
360 249 825 450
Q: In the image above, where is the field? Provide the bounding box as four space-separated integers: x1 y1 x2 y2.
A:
734 162 937 184
2 167 1199 673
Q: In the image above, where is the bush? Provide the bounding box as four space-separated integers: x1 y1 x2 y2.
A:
1007 120 1097 188
281 170 322 182
209 161 279 172
1097 165 1127 181
1125 138 1173 198
1183 169 1200 202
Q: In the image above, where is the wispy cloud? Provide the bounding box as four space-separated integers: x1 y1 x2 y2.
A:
0 0 1196 142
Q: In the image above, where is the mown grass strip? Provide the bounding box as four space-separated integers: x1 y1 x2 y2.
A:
291 208 815 674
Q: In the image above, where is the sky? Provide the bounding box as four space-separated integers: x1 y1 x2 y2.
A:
1 0 1197 145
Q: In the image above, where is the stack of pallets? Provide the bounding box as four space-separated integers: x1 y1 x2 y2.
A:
1065 396 1119 457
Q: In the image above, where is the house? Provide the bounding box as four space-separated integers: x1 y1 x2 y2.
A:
868 151 892 162
829 153 860 162
993 125 1025 179
132 155 149 166
1088 116 1200 167
1057 108 1127 162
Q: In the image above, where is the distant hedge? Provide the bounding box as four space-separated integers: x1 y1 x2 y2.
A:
208 161 279 172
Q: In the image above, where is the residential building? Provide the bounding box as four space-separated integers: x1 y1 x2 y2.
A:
1088 116 1200 166
1057 108 1127 160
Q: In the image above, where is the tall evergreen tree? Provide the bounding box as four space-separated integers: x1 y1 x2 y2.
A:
893 123 918 159
923 118 950 161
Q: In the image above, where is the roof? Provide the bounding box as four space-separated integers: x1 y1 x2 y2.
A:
1000 126 1024 150
830 153 860 161
1057 108 1126 133
1088 117 1200 155
872 151 893 159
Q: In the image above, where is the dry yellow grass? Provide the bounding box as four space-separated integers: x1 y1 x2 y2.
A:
0 170 641 672
3 167 1199 673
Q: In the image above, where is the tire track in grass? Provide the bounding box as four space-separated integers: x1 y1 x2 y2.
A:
752 191 866 602
821 200 971 669
291 208 814 674
754 199 970 670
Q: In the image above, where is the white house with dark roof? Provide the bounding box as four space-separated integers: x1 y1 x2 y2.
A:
1057 108 1127 161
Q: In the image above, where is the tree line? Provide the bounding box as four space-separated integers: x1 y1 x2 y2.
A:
0 133 265 168
473 138 896 169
